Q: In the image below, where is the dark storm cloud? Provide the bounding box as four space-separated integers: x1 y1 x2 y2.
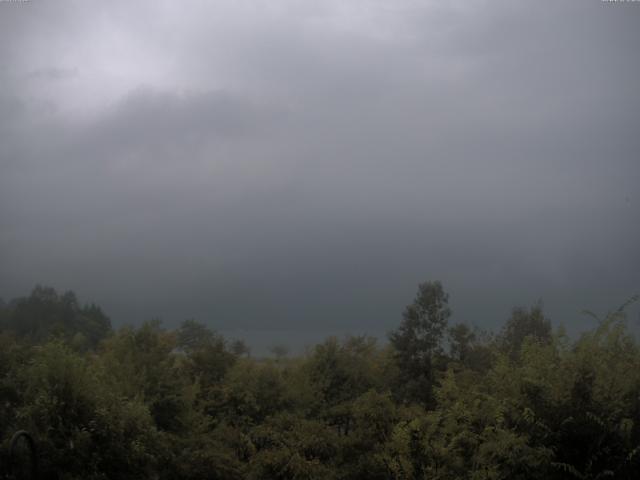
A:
1 0 638 350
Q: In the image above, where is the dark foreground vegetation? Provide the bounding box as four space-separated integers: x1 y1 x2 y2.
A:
0 284 639 479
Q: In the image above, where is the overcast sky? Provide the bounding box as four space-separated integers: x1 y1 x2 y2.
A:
1 0 638 350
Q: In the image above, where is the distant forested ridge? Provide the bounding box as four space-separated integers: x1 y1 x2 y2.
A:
0 284 639 479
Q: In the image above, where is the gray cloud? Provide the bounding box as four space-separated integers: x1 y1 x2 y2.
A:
26 67 78 82
1 0 638 351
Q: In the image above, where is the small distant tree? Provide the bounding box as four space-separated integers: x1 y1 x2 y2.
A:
231 339 251 357
499 303 551 359
177 319 216 352
175 320 236 387
269 344 290 361
389 280 451 406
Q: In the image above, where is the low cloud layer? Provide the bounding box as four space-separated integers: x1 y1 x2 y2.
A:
1 0 639 349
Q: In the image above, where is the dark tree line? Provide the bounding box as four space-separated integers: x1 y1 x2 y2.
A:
0 284 638 479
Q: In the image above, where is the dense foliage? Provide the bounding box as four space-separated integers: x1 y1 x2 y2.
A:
0 284 638 479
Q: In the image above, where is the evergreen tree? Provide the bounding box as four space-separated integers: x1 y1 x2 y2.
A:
389 280 451 406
